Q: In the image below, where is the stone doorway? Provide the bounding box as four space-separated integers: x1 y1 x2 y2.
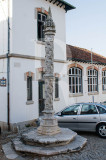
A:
38 80 45 116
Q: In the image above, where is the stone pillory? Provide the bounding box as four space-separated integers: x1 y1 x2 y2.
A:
37 7 61 135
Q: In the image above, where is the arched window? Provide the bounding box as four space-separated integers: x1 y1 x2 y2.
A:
69 67 82 94
102 70 106 91
88 69 98 92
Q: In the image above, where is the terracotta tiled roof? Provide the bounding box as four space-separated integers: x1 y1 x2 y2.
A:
67 45 106 65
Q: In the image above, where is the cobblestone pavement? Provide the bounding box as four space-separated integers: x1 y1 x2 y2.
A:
0 131 106 160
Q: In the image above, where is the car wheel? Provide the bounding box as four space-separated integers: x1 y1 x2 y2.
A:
96 123 106 138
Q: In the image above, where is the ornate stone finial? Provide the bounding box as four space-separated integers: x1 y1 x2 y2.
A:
44 7 55 31
48 7 52 19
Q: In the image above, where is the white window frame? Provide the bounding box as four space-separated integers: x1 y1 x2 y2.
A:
88 69 98 92
69 67 82 94
102 70 106 91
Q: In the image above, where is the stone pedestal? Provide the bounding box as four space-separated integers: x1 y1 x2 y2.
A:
37 110 61 135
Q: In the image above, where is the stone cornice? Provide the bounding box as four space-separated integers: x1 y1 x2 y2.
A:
0 54 7 59
0 54 66 63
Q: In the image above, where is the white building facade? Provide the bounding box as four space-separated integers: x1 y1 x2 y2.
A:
0 0 106 131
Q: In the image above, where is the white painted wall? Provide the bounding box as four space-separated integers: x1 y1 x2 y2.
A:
12 0 66 60
10 58 39 123
10 58 68 123
0 0 8 55
0 58 7 122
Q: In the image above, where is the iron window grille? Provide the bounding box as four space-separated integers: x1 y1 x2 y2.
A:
88 69 98 92
38 12 47 41
102 70 106 91
69 67 82 94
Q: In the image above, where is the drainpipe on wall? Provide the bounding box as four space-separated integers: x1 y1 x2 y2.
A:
7 0 10 131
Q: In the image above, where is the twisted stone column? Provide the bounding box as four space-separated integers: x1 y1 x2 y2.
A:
37 7 61 135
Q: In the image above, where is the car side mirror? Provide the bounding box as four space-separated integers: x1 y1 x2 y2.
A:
58 112 62 116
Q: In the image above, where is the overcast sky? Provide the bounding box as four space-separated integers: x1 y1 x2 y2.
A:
65 0 106 57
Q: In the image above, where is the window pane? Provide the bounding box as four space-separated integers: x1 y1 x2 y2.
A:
42 15 46 21
90 70 92 75
69 77 71 84
69 86 72 93
38 21 42 40
72 68 74 74
88 85 90 92
72 86 75 93
76 77 78 85
72 77 74 85
79 85 82 92
69 69 71 75
97 106 106 114
79 77 82 85
81 105 98 114
55 78 59 98
38 13 41 20
75 68 78 74
42 24 45 40
62 105 79 115
76 85 78 93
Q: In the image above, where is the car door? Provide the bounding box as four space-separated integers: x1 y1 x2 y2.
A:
57 104 81 131
78 104 100 131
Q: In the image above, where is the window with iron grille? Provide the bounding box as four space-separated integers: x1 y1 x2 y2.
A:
102 70 106 91
55 77 59 98
69 67 82 94
88 69 98 92
38 12 46 41
27 76 32 101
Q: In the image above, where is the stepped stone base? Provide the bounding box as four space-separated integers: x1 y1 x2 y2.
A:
2 128 87 158
12 135 87 156
21 128 77 147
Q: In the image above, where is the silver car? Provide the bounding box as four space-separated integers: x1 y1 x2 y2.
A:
55 103 106 138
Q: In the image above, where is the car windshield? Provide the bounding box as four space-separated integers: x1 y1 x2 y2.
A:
62 105 80 115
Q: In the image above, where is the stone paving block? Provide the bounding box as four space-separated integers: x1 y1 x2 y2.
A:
2 142 19 160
